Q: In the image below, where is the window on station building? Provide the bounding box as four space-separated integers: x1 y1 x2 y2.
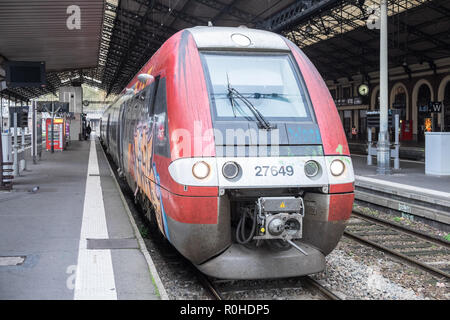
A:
342 86 351 99
443 81 450 132
375 91 380 110
329 88 337 100
417 84 431 109
393 86 406 109
417 84 432 140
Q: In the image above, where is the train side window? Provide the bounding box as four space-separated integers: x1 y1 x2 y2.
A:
153 78 170 157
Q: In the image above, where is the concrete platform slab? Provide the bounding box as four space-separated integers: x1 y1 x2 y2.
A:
352 155 450 198
0 138 162 300
351 154 450 226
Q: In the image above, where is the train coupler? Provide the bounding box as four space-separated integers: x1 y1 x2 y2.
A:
253 196 304 243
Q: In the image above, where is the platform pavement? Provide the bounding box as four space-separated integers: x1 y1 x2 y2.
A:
0 137 163 299
351 154 450 225
348 140 425 160
352 154 450 194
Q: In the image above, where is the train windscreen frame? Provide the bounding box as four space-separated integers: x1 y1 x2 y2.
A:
200 52 316 123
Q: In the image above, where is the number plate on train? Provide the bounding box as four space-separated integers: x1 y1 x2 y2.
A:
254 165 294 177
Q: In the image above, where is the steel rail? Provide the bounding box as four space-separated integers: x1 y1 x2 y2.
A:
351 210 450 249
301 276 341 300
194 272 224 300
196 273 341 300
343 230 450 280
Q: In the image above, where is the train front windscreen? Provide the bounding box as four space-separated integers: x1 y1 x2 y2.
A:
201 52 314 124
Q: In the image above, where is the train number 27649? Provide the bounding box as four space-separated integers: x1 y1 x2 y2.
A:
254 165 294 177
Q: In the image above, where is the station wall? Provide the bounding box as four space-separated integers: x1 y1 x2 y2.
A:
326 57 450 142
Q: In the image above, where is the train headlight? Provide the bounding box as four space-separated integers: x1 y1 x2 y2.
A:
192 161 210 180
330 159 345 176
222 161 240 179
304 160 320 177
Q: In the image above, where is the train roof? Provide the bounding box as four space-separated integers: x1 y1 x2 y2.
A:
103 26 294 112
186 26 290 52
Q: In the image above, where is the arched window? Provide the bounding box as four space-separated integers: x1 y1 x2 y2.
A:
417 84 431 109
393 86 406 109
444 81 450 132
417 84 432 140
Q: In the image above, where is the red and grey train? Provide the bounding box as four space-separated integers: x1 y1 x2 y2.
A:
100 26 355 279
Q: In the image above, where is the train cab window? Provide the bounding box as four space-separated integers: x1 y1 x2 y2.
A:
153 78 170 157
146 76 160 115
201 53 313 122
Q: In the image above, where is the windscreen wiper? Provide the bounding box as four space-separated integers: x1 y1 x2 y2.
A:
252 93 290 102
226 79 275 130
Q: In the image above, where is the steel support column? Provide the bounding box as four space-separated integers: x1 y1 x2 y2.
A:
377 0 391 175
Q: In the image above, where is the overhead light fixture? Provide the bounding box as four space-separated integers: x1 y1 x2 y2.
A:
305 25 313 33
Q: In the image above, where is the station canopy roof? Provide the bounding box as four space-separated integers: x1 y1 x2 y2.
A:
1 0 449 101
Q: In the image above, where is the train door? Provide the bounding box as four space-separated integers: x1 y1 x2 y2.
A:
106 113 111 148
118 102 126 174
127 97 140 191
122 99 133 186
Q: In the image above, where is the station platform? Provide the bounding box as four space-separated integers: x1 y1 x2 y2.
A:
351 154 450 227
0 137 165 299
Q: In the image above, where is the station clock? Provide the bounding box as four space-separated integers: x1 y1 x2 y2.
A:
358 84 369 96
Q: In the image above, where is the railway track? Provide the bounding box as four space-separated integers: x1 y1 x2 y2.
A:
105 148 448 299
301 276 341 300
344 210 450 280
103 142 344 300
197 274 341 300
354 183 450 231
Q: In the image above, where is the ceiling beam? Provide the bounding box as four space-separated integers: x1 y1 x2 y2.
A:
193 0 263 25
261 0 340 32
105 1 157 95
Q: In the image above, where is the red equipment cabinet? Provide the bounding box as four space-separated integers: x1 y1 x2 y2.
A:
45 118 65 151
401 120 413 141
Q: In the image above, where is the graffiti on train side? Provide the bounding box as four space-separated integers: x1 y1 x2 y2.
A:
128 119 165 235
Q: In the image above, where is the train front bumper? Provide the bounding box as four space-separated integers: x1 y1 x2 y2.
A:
196 241 325 280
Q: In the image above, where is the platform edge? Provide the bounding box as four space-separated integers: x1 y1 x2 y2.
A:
99 139 169 300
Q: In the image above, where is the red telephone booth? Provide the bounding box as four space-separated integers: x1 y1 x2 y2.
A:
46 118 65 151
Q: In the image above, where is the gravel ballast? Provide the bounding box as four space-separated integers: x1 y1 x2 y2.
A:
312 237 449 300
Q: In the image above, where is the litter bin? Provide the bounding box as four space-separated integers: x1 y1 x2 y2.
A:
425 132 450 175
